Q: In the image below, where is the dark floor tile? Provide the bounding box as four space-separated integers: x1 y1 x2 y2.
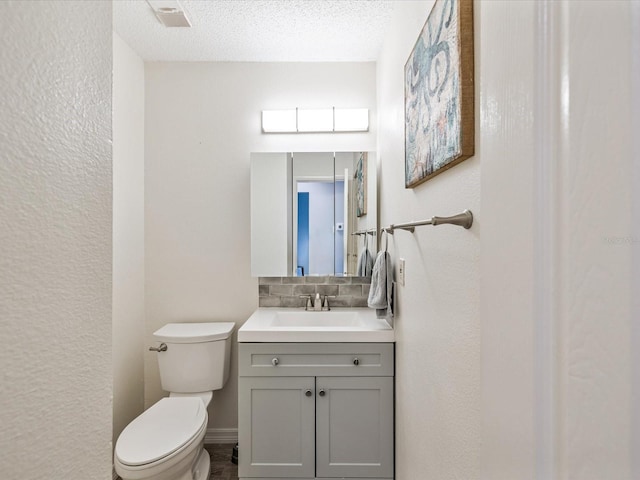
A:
205 443 238 480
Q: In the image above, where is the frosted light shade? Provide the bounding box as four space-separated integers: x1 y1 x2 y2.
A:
297 108 334 132
261 107 369 133
334 108 369 132
262 110 297 133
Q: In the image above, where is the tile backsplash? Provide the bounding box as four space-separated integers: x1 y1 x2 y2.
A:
259 276 372 308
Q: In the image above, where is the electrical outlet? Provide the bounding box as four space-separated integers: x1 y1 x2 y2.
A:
398 258 405 286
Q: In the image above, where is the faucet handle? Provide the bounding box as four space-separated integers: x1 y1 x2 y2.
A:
299 295 313 310
321 295 336 311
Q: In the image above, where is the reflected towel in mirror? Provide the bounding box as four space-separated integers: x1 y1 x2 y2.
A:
367 251 394 319
356 248 374 276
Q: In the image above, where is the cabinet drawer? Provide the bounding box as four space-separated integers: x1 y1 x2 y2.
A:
239 343 394 377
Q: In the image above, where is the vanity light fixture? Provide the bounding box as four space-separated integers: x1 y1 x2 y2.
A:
261 110 297 133
297 108 334 132
334 108 369 132
261 108 369 133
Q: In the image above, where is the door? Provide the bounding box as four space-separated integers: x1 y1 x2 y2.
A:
297 192 309 276
315 376 394 478
238 376 315 478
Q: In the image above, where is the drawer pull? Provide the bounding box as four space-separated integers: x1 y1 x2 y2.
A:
353 357 360 366
305 389 312 397
272 357 279 366
319 389 326 397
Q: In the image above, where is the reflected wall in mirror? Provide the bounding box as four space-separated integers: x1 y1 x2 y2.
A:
251 152 377 277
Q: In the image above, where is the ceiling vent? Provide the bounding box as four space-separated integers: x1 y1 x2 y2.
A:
147 0 192 27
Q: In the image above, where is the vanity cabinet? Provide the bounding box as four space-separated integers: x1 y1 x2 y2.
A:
238 343 394 480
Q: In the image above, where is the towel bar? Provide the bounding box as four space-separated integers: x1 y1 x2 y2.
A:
350 229 377 236
382 210 473 234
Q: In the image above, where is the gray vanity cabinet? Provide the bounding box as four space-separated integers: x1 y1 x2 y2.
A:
238 343 394 480
238 376 316 478
315 376 394 478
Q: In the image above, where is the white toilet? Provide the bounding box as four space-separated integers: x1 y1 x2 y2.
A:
114 322 235 480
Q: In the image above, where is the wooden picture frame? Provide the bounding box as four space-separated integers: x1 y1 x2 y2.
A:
404 0 475 188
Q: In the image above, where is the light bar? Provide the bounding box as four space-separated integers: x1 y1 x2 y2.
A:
297 108 334 132
261 110 297 133
261 108 369 133
334 108 369 132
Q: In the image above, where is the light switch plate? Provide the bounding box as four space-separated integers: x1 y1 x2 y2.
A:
398 258 405 286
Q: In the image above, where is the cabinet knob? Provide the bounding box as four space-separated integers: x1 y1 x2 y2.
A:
305 389 312 397
272 357 279 366
318 389 326 397
353 357 360 366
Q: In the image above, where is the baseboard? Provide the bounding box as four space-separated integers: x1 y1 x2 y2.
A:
205 427 238 444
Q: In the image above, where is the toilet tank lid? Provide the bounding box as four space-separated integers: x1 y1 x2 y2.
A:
153 322 235 343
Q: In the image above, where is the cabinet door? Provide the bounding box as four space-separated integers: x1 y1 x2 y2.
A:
238 376 315 478
315 376 394 478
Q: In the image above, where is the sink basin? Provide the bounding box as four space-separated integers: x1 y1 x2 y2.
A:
270 311 365 328
238 308 394 343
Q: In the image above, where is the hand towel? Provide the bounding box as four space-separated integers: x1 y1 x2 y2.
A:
356 248 374 277
367 250 394 319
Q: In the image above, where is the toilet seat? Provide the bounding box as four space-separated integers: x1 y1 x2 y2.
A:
115 397 207 467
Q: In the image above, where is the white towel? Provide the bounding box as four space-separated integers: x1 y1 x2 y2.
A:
367 251 394 319
356 248 374 277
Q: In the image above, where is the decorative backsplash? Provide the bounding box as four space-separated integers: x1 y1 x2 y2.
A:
259 276 372 308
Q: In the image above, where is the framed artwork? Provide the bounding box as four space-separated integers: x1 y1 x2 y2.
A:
355 152 367 217
404 0 474 188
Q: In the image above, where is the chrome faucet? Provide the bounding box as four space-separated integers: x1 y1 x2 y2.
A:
299 294 335 311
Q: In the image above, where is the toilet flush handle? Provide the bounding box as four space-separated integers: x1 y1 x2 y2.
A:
149 343 168 352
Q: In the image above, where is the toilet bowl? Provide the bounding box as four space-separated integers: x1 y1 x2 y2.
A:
114 322 235 480
115 397 209 480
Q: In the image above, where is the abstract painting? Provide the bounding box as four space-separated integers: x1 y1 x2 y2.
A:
355 152 367 217
404 0 474 188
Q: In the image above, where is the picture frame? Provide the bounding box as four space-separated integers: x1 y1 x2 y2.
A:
355 152 367 217
404 0 475 188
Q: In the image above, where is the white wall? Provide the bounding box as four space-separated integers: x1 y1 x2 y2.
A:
376 2 481 479
377 1 638 479
112 32 145 449
0 1 113 479
145 62 376 431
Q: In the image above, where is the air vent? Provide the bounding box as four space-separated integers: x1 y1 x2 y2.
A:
147 0 191 27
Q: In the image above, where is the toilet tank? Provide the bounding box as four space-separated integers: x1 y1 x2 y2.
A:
152 322 235 393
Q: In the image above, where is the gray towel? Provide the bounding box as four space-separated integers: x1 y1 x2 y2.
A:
367 251 393 318
356 248 374 277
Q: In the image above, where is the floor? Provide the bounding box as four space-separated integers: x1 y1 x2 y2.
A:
204 443 239 480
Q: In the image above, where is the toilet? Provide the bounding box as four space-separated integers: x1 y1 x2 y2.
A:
114 322 235 480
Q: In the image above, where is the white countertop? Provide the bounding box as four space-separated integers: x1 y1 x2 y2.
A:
238 307 395 343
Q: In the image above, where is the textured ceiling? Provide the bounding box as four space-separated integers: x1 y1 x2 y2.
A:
113 0 396 62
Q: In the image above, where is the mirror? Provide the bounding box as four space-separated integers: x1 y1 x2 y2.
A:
251 152 377 277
